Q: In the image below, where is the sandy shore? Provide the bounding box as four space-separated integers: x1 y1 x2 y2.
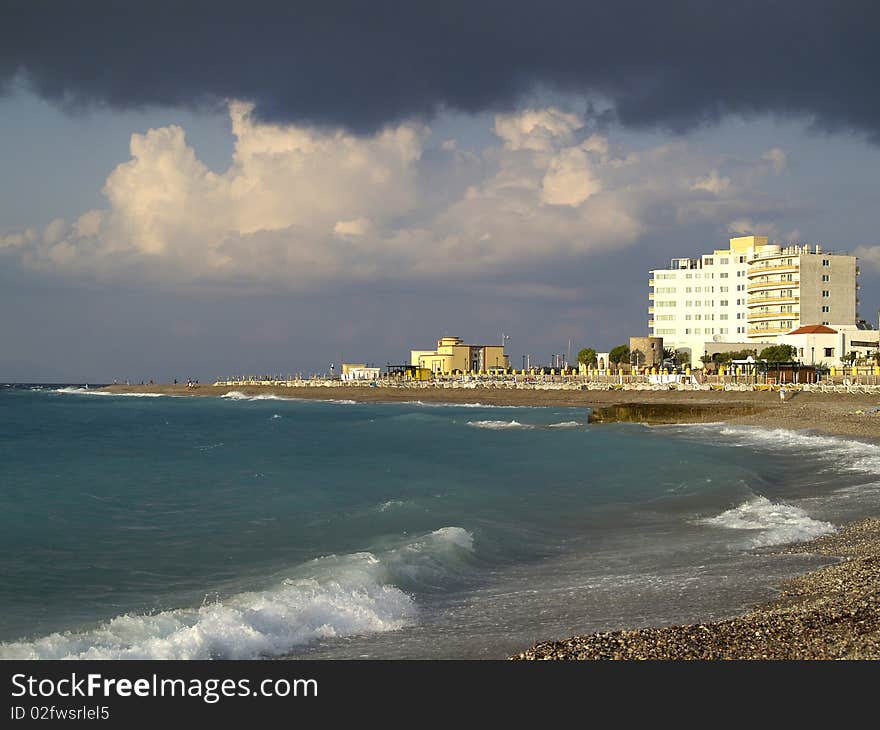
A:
100 382 880 659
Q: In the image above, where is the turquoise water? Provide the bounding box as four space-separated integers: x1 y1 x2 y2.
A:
1 385 878 659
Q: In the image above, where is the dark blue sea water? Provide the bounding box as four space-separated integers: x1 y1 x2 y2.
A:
1 385 878 659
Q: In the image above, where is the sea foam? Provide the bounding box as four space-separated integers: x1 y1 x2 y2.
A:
700 496 835 547
685 424 880 477
53 387 167 398
466 420 535 430
0 527 475 660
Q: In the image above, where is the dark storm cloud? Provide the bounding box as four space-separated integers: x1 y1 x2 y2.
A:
2 1 878 135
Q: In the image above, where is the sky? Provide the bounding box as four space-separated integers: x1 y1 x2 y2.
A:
3 1 880 382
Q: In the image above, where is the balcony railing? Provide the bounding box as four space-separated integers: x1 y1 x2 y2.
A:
747 310 799 321
648 306 654 314
746 295 799 307
648 292 655 300
747 325 792 335
747 279 799 291
747 263 799 278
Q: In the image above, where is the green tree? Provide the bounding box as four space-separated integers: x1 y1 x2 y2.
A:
676 349 691 365
577 348 597 367
608 344 630 364
758 344 797 362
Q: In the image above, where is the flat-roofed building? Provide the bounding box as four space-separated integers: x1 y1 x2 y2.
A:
410 336 510 374
649 235 861 365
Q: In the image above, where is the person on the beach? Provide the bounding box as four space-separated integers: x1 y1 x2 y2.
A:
780 384 786 401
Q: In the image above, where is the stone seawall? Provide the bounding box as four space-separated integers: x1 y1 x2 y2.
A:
587 402 768 424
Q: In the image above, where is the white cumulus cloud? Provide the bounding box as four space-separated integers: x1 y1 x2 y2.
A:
0 102 795 289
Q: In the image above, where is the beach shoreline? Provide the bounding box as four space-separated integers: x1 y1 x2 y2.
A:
512 517 880 660
95 383 880 659
98 382 880 439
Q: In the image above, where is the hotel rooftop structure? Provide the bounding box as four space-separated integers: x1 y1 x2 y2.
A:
649 235 860 364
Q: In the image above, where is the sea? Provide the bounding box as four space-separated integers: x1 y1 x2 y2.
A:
1 383 878 660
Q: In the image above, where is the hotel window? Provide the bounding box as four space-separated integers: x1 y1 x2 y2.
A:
720 258 729 265
825 347 834 356
720 314 728 320
685 300 692 307
720 286 728 292
822 305 830 313
685 287 692 293
720 327 728 334
695 314 702 320
695 287 701 293
719 272 728 278
822 259 830 267
822 321 830 325
685 273 693 279
704 258 713 265
694 300 701 306
720 300 728 306
822 274 830 282
685 328 691 334
694 328 701 335
822 290 830 298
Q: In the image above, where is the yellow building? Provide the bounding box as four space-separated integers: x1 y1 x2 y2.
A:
411 336 510 374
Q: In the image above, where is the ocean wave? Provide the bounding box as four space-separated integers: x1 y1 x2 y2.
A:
0 526 475 660
687 425 880 477
546 421 583 429
466 420 535 430
220 392 356 405
699 496 835 547
53 387 167 398
377 499 407 512
414 401 523 409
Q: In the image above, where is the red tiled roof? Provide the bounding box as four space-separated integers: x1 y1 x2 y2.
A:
787 324 838 335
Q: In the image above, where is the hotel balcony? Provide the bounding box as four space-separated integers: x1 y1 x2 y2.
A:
746 294 799 307
747 263 799 278
747 310 799 321
748 325 793 336
648 279 655 286
648 292 655 300
747 278 799 291
648 320 655 328
648 306 655 314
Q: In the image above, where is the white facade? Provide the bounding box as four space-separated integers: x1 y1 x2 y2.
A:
649 236 860 365
778 325 879 368
340 366 381 381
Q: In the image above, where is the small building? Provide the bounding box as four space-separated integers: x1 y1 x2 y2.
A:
340 363 381 381
411 336 510 374
778 324 879 367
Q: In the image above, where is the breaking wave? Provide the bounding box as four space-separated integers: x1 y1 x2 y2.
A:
700 496 835 547
466 420 535 430
0 527 475 660
53 387 167 398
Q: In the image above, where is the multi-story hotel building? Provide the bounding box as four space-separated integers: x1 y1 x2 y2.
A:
649 235 860 364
